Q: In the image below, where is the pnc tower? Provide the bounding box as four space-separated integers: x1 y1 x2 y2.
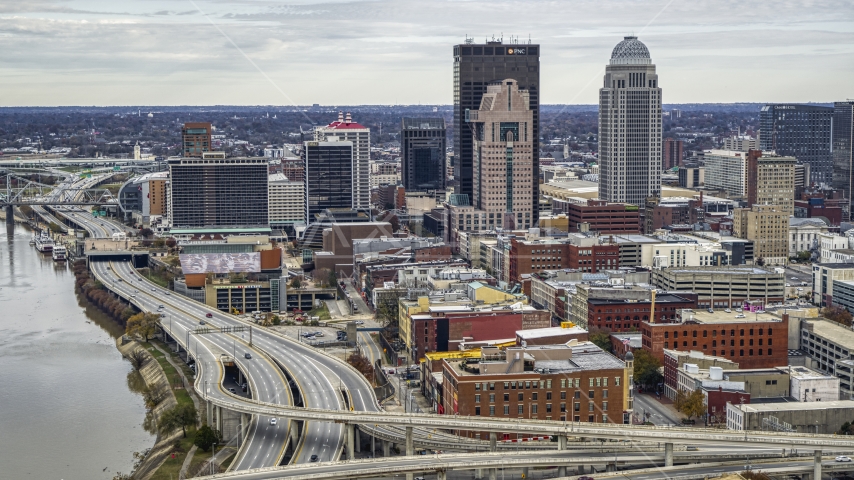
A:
453 40 540 216
597 36 662 207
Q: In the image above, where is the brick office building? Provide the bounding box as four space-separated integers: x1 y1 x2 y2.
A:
509 236 620 283
441 343 631 438
409 310 551 360
556 199 641 234
641 310 789 369
586 293 697 332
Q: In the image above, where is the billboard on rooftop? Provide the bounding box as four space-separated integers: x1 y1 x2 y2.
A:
179 253 260 274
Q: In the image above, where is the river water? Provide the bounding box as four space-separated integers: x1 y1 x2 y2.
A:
0 223 153 479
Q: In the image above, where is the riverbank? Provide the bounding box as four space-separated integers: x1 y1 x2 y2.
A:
117 338 183 480
72 259 136 326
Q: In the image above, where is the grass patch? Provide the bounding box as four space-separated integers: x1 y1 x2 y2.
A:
308 303 331 320
139 268 171 289
147 434 196 480
139 340 202 480
221 451 237 470
143 341 194 407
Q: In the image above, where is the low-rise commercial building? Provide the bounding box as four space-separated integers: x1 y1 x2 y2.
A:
550 199 640 234
440 343 631 437
587 293 696 333
397 289 545 362
663 349 740 400
727 400 854 433
515 325 589 346
641 310 789 369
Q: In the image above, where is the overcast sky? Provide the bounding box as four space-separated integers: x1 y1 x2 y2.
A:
1 0 852 106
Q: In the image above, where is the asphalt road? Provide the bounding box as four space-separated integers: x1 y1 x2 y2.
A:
632 394 680 426
60 203 295 470
188 449 814 480
92 259 293 470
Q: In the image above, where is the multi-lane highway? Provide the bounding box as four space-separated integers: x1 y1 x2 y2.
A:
93 260 293 470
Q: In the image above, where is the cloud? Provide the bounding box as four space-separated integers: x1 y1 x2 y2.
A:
0 0 852 105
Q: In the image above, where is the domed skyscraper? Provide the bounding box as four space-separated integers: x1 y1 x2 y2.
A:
597 36 662 210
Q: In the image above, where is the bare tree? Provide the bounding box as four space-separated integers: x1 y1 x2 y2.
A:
126 348 148 371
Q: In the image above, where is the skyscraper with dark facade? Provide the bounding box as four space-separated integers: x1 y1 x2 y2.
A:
759 104 833 184
597 36 662 207
401 118 446 191
168 157 268 228
453 40 539 215
181 122 212 158
831 101 854 221
302 140 354 223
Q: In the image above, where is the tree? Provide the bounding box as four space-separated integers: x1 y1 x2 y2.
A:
675 389 706 421
19 205 33 218
633 349 663 389
125 312 160 341
796 251 811 262
289 277 302 289
822 305 853 327
126 348 148 371
375 294 400 330
165 237 177 249
347 351 375 381
314 268 333 288
139 228 154 238
194 424 222 452
160 403 198 438
755 257 765 267
48 222 63 233
588 327 613 353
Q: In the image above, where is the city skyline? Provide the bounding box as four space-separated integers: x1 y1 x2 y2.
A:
1 0 852 106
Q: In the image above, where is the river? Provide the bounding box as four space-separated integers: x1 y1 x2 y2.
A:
0 223 153 479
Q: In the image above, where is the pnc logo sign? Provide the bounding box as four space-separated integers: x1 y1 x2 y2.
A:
507 48 526 55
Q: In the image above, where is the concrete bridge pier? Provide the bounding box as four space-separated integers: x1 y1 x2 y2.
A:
606 462 616 472
370 432 375 457
489 433 498 480
5 206 13 226
665 442 673 467
437 470 446 480
216 406 223 433
521 467 529 478
576 465 585 475
207 400 213 426
475 469 483 480
405 427 415 480
238 413 247 447
355 426 361 453
290 419 300 449
346 423 356 460
814 449 822 480
406 426 414 455
382 440 390 457
557 435 567 477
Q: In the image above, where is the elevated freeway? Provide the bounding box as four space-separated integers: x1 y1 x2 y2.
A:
59 204 295 470
189 449 823 480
